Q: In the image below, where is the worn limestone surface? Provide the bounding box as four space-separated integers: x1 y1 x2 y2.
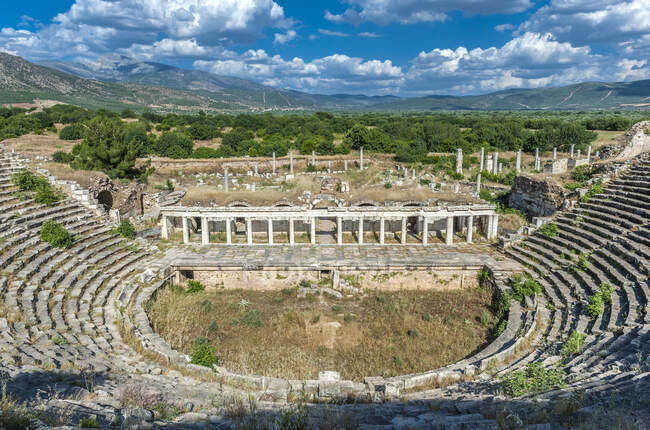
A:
508 174 568 217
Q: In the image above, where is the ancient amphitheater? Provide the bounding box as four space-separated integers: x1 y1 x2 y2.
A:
0 132 649 428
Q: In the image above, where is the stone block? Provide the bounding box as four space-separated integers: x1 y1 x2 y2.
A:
543 158 568 174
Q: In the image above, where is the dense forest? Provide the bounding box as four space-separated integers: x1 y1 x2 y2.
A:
1 105 648 179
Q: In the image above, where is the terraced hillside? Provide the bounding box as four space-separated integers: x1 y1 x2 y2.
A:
0 146 648 427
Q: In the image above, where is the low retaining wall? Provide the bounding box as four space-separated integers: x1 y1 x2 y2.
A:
122 261 542 402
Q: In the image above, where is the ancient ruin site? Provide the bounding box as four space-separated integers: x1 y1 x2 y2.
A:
0 113 649 429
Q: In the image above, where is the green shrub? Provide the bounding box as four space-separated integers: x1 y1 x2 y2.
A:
79 417 99 428
510 274 542 302
561 330 586 359
394 356 404 367
190 337 217 368
539 222 559 237
52 151 74 163
201 300 213 313
12 191 31 201
384 181 392 189
344 313 353 323
34 186 62 206
11 169 48 191
407 328 419 338
299 279 312 288
116 220 136 239
331 304 342 313
208 321 219 333
502 362 566 397
586 293 604 319
480 310 493 327
240 310 263 328
52 334 67 346
59 124 85 140
312 314 320 324
422 313 432 322
599 282 614 304
40 220 72 248
580 179 604 203
186 280 205 294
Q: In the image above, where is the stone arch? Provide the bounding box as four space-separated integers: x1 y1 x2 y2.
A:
401 201 427 207
97 190 113 211
272 200 295 207
226 200 252 208
354 200 380 207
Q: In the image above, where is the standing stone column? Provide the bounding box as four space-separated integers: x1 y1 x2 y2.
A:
268 218 274 245
360 147 364 170
455 148 463 174
182 217 189 244
201 217 209 245
254 165 258 176
358 216 364 245
446 216 454 245
422 217 428 245
310 217 316 244
226 218 232 245
344 160 348 171
535 148 541 171
553 147 557 160
328 161 332 173
492 214 499 239
479 147 485 171
401 217 407 245
161 215 169 240
492 152 499 175
289 218 295 246
311 150 315 166
570 144 575 158
337 216 343 245
577 149 581 159
587 145 592 163
379 217 385 245
486 215 494 240
467 215 474 244
515 149 522 173
246 218 253 245
476 173 481 194
289 151 294 174
272 152 276 174
224 168 229 192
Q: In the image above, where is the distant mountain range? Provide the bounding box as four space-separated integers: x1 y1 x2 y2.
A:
1 52 649 112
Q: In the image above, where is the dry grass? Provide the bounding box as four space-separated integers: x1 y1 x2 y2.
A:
182 187 304 206
148 285 494 381
1 133 78 157
40 162 108 188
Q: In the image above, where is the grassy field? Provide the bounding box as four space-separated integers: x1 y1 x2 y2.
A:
148 284 494 380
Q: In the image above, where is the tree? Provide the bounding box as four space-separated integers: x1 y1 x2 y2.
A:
154 132 194 159
343 124 372 150
40 220 72 248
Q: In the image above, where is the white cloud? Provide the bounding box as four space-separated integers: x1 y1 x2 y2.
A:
325 0 533 25
318 29 350 37
495 24 515 32
518 0 650 50
0 0 291 61
273 30 297 45
195 50 403 94
359 32 381 38
405 32 602 94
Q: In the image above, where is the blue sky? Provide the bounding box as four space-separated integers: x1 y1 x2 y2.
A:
1 0 649 96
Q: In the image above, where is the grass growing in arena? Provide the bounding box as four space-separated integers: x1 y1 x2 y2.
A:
147 284 494 380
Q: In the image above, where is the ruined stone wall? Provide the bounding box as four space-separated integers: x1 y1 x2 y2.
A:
186 268 479 291
508 174 568 217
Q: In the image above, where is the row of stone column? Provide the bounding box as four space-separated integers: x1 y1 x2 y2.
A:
165 213 499 245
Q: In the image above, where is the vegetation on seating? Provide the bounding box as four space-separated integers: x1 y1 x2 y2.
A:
579 179 604 203
586 283 615 319
560 330 587 359
79 417 100 428
539 222 559 237
502 362 566 397
40 220 73 248
11 169 63 206
114 220 136 239
510 274 542 302
148 284 494 380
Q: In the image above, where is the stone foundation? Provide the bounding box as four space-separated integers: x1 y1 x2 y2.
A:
179 267 479 291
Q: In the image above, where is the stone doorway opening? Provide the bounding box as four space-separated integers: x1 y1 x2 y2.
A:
97 190 113 211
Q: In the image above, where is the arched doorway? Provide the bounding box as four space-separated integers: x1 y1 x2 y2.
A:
97 190 113 211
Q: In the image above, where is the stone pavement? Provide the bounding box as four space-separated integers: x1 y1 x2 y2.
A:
166 243 521 271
